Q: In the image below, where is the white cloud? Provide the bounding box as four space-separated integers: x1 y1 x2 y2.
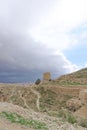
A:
29 0 87 51
80 31 87 39
55 51 79 71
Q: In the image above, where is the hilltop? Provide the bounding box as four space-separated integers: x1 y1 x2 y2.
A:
55 68 87 86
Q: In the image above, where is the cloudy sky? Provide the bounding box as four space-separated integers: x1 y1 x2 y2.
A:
0 0 87 82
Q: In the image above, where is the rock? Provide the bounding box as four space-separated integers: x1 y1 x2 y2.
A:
66 98 82 112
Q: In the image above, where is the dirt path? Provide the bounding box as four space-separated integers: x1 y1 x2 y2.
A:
8 84 41 111
9 86 17 103
30 85 41 111
18 90 31 110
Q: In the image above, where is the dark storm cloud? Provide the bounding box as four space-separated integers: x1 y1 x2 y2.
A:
0 0 77 82
0 30 69 73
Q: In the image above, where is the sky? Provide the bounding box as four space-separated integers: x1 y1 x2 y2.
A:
0 0 87 82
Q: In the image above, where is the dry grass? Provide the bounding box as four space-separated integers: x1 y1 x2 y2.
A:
0 84 37 111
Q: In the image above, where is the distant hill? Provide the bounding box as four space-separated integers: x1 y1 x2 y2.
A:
55 68 87 85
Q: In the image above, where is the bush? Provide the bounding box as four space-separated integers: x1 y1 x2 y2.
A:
35 79 41 85
57 110 77 124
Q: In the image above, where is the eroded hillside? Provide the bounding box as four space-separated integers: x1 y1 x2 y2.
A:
0 68 87 129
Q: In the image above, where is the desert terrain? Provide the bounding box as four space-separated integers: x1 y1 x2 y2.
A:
0 68 87 130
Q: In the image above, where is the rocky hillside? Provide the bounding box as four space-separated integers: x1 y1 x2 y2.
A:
55 68 87 85
0 102 86 130
0 68 87 129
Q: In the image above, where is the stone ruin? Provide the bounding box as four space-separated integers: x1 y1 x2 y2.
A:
43 72 51 81
79 89 87 105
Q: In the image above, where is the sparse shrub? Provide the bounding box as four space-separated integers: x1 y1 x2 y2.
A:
79 118 87 128
57 110 77 124
35 79 41 85
66 113 77 124
57 109 66 118
45 98 54 105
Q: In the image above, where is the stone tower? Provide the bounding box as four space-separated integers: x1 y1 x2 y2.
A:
43 72 51 81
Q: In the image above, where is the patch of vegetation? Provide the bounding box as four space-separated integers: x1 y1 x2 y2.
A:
47 110 78 126
37 85 74 112
66 113 77 124
36 86 46 94
10 95 24 107
0 111 48 130
58 81 82 85
57 110 77 124
79 118 87 128
47 109 77 124
39 88 58 111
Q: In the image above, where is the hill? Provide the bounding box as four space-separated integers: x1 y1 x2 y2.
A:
0 102 86 130
0 68 87 129
55 68 87 86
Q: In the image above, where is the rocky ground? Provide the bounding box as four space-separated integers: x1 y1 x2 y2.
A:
0 68 87 129
0 102 87 130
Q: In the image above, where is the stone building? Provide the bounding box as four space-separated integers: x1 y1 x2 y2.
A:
43 72 51 81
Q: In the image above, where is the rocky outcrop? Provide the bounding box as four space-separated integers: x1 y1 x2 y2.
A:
66 98 82 112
